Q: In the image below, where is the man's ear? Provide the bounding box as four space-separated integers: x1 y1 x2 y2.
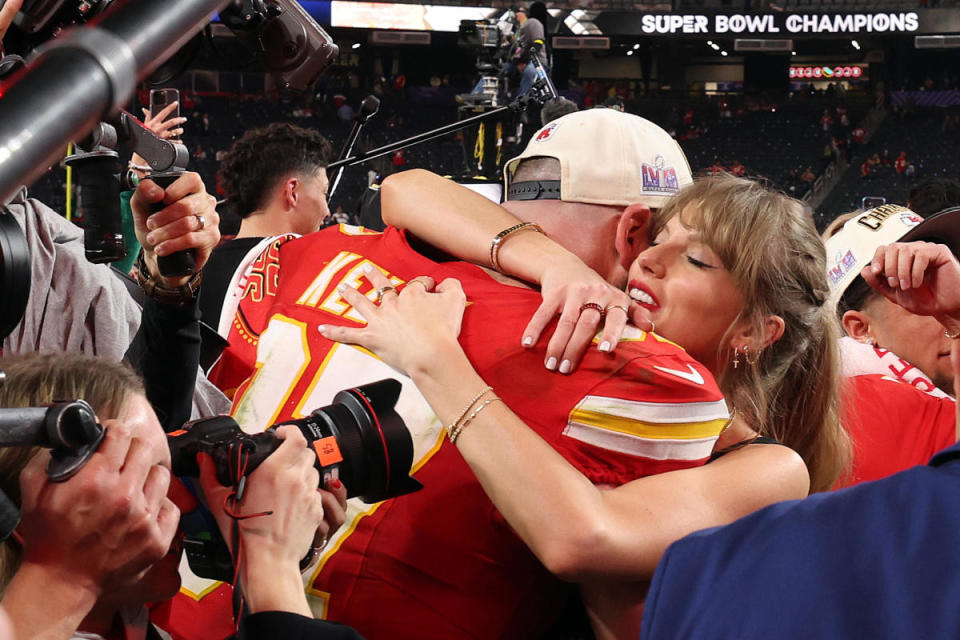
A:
282 177 300 209
614 203 651 271
841 309 874 344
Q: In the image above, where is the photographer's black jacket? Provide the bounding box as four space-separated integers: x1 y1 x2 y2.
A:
238 612 365 640
124 296 201 432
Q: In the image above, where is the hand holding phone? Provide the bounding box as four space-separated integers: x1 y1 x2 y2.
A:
147 88 183 141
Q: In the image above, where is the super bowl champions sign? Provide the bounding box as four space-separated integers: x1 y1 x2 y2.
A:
638 12 917 35
594 10 960 37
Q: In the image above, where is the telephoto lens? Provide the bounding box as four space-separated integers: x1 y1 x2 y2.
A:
169 378 423 502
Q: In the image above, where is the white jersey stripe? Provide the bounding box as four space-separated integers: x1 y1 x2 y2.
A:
563 422 718 461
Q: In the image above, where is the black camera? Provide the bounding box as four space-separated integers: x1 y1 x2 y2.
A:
0 397 106 541
169 378 422 503
169 378 422 582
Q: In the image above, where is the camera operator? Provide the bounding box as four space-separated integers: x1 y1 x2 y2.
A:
0 1 229 423
0 353 357 640
510 3 550 98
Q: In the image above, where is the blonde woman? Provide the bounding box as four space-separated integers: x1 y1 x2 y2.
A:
322 173 851 638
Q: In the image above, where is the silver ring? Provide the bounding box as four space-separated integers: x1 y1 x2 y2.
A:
195 214 205 231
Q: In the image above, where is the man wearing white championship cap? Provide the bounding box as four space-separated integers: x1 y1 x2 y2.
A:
202 109 731 640
825 204 960 486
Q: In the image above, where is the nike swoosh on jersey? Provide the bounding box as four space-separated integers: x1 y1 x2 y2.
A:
653 364 705 385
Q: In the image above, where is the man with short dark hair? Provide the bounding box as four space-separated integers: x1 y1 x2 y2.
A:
200 122 334 336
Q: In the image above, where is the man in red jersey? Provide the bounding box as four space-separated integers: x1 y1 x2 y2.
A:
202 110 728 639
826 204 960 487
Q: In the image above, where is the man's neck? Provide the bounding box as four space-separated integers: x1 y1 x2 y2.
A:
236 207 296 239
79 602 124 639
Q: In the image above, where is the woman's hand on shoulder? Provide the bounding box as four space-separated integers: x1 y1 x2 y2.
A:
525 261 650 374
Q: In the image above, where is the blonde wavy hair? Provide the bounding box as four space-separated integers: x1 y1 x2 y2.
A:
0 353 143 592
651 174 851 492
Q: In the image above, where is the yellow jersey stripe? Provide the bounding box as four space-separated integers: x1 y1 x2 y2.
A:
576 395 729 424
569 408 728 439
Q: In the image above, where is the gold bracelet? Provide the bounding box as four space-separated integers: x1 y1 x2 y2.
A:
445 386 493 439
449 397 502 445
489 222 545 273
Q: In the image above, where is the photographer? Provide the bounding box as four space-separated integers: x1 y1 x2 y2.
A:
125 172 222 431
0 353 357 640
0 2 228 422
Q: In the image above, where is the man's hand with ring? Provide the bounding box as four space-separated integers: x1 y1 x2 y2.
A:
130 172 220 288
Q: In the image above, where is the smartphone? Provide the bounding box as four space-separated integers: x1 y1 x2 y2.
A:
861 196 886 210
149 88 180 137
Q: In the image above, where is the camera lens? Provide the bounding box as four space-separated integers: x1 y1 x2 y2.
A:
277 378 423 503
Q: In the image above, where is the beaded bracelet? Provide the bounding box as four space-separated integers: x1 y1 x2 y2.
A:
489 222 545 274
445 386 493 440
449 397 502 445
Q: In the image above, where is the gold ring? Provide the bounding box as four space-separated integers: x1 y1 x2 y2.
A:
405 279 430 292
375 285 397 304
579 302 605 318
605 304 629 316
648 320 656 334
195 214 205 230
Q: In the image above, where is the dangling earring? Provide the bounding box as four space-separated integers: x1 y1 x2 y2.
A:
732 346 741 369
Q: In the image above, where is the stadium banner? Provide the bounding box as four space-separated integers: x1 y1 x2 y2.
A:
789 65 866 80
593 9 960 38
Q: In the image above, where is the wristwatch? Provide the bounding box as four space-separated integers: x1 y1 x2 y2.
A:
133 250 202 306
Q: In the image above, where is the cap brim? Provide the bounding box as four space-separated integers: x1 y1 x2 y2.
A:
837 206 960 310
900 206 960 256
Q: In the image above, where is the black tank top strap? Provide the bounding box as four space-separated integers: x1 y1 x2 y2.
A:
709 435 781 462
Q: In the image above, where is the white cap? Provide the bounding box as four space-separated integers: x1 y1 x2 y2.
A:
825 204 960 308
503 109 693 209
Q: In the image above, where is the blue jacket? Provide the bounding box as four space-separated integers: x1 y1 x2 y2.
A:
641 443 960 639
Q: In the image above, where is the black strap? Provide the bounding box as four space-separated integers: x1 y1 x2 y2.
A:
506 180 561 201
709 435 781 462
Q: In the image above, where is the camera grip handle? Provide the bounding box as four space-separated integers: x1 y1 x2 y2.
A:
148 170 196 277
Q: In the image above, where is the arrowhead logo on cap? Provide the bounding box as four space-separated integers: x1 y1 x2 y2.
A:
535 122 560 142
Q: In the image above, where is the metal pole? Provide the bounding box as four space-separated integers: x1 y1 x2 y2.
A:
327 105 515 171
0 0 232 205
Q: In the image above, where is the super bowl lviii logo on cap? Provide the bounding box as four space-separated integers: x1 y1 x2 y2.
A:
828 249 858 286
641 154 680 194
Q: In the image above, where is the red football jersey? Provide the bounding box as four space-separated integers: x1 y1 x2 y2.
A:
197 226 728 639
837 374 956 488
